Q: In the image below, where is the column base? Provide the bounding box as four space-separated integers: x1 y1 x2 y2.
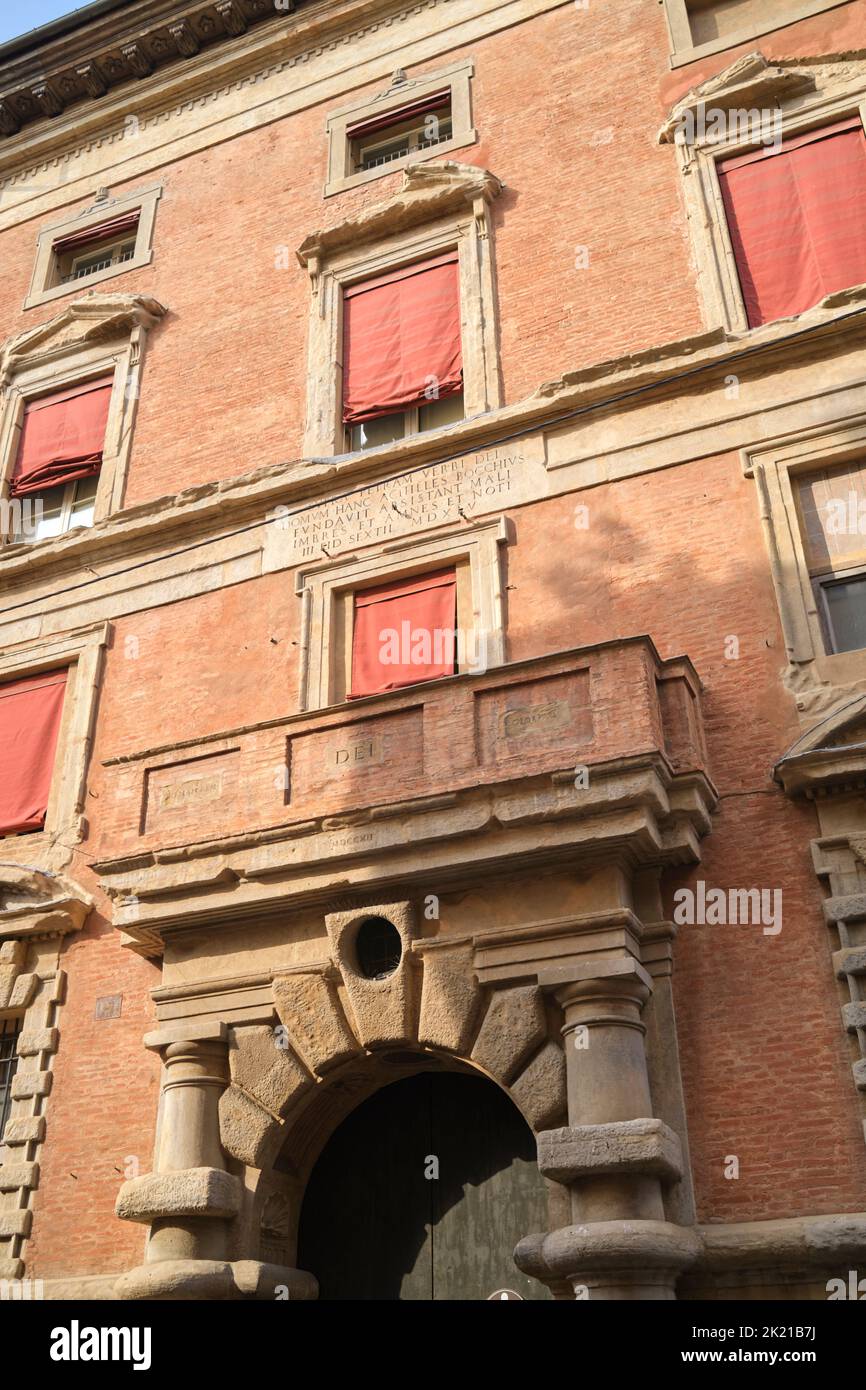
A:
114 1259 318 1301
515 1219 702 1300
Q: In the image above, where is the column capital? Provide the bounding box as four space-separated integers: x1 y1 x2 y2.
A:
538 957 652 998
143 1019 228 1052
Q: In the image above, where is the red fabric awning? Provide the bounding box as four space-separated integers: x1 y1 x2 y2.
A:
0 668 68 835
347 91 451 140
10 377 113 498
342 252 463 424
51 210 140 256
348 569 457 698
718 118 866 327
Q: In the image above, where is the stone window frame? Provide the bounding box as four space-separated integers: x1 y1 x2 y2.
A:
0 311 150 538
324 61 476 198
677 86 866 334
0 623 108 861
742 419 866 688
661 0 853 70
294 515 509 711
24 183 162 312
300 196 502 460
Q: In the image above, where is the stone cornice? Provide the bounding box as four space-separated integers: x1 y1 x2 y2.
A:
0 0 286 140
0 0 435 171
97 750 717 951
0 287 864 602
0 864 93 941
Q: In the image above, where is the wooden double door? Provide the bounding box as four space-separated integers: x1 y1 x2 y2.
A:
297 1070 550 1300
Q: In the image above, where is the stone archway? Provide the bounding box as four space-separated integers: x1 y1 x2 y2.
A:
114 893 702 1300
217 900 568 1186
216 903 569 1296
295 1064 552 1300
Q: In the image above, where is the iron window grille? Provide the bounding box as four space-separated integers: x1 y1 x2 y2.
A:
59 240 136 285
353 111 454 173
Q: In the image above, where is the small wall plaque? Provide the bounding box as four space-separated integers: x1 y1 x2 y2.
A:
95 994 122 1021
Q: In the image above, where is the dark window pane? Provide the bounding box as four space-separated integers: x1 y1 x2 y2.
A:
822 575 866 653
355 917 402 980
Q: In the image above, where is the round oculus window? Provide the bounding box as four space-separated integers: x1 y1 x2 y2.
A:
355 916 402 980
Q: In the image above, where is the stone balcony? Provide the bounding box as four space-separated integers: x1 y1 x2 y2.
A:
94 637 717 954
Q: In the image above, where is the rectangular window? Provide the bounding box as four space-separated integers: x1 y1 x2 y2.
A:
342 252 463 450
348 91 453 173
26 185 162 311
663 1 855 65
7 377 112 544
51 211 140 287
0 668 68 836
324 62 474 197
348 569 457 698
718 118 866 327
796 462 866 653
0 1018 22 1142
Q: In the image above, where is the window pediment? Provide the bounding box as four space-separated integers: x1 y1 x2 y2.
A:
296 162 502 273
659 52 817 144
775 695 866 795
0 292 166 384
0 863 92 940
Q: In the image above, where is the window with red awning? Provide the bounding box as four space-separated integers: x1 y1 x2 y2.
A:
51 210 140 257
10 377 113 499
0 669 68 836
342 252 462 425
348 569 457 698
718 118 866 327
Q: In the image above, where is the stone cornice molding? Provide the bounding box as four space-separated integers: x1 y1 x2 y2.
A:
0 0 442 179
0 0 286 141
658 52 817 144
296 162 503 277
0 288 863 602
0 863 93 941
0 292 168 387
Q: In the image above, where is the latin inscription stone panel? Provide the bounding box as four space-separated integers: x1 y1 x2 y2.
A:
263 441 546 570
143 750 240 833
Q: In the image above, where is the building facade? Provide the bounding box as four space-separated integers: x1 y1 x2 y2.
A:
0 0 865 1301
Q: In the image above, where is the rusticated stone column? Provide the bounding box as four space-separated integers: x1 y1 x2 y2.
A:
515 959 700 1299
115 1022 241 1300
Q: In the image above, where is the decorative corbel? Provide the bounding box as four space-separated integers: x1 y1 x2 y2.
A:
472 194 489 241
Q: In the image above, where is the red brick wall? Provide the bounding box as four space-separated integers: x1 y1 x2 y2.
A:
9 0 866 1277
0 1 857 511
25 901 161 1279
505 455 866 1218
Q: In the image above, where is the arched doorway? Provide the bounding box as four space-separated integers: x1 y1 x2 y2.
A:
297 1069 551 1300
